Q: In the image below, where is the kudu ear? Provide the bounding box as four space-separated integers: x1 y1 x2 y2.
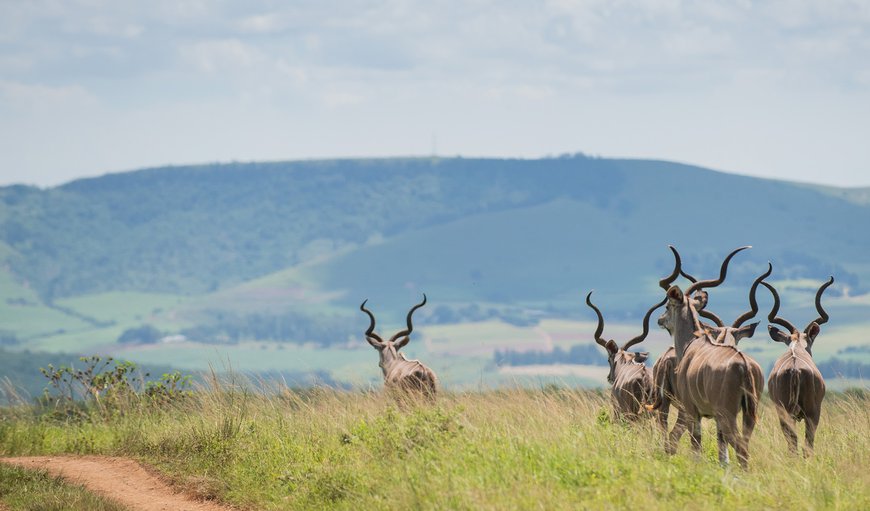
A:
767 325 792 345
734 322 759 342
693 290 709 310
605 339 619 355
806 322 821 344
393 335 411 349
633 352 650 364
667 286 683 303
365 336 385 349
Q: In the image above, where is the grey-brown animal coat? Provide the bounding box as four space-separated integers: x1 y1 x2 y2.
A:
762 277 833 455
361 295 437 399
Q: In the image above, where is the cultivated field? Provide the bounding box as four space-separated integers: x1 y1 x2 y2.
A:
1 384 868 510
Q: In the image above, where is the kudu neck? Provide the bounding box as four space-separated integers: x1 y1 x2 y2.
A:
673 304 703 363
379 350 408 377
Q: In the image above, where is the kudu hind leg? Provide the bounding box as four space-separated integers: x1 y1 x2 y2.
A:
803 408 821 457
719 415 746 468
776 406 799 454
657 397 670 431
666 408 690 455
657 398 670 448
741 396 758 462
716 425 730 466
689 416 702 454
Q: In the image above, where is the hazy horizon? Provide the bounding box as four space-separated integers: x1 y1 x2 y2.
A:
2 153 868 191
1 1 868 188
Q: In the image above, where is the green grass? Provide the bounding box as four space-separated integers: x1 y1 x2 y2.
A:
24 327 129 353
0 306 91 343
0 271 92 341
192 256 347 316
55 292 190 327
0 463 127 511
1 384 868 510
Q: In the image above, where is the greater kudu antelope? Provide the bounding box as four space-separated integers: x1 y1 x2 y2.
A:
360 295 437 399
650 256 722 433
650 250 771 437
762 276 834 455
657 246 765 467
586 292 667 420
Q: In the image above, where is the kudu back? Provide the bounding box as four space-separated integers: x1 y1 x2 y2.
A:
762 276 833 455
586 292 666 420
360 294 437 400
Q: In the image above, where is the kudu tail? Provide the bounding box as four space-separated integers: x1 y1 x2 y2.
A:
738 355 760 428
783 368 801 418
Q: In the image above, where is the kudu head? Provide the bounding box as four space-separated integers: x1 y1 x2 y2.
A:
657 246 730 331
762 277 833 356
360 294 427 373
697 262 772 346
586 291 667 384
657 245 751 359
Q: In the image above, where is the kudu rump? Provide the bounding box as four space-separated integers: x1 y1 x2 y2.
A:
360 295 437 399
762 276 834 455
585 292 667 420
657 246 765 467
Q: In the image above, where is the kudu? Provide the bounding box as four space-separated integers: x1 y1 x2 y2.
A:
360 295 437 399
586 292 667 420
650 253 724 434
650 247 771 438
657 246 765 467
762 276 834 455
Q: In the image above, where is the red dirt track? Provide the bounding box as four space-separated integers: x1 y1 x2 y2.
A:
2 456 236 511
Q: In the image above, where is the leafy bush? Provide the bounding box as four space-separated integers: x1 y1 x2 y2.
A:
38 356 192 418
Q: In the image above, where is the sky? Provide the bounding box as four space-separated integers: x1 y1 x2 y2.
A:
1 0 869 188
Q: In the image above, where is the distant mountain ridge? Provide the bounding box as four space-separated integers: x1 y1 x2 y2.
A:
0 155 868 316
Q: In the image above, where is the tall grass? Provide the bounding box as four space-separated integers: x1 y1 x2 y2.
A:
1 379 868 510
0 463 128 511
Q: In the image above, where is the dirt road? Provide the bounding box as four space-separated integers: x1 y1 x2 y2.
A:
1 456 237 511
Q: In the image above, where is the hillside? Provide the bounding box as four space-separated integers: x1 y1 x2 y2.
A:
3 155 867 303
1 156 869 391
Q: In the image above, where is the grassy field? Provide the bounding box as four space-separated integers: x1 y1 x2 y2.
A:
1 383 867 510
55 292 190 327
0 462 126 511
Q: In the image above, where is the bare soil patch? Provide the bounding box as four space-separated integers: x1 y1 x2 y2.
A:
1 456 236 511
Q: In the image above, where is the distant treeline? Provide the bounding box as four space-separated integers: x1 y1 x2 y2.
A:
495 346 870 380
0 330 19 346
427 304 539 327
179 310 357 346
494 344 607 367
815 358 870 380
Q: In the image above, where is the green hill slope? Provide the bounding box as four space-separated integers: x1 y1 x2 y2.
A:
0 155 868 389
2 155 867 303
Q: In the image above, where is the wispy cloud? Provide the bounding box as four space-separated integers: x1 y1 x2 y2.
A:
0 1 868 186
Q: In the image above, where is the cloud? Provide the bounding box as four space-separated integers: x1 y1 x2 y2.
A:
0 80 98 111
322 91 365 109
180 39 264 74
0 0 868 186
237 13 282 34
